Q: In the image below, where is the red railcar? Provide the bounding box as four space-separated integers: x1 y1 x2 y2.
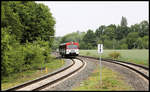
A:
59 42 79 57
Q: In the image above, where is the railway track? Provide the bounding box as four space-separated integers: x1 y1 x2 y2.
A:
78 55 149 81
4 58 85 91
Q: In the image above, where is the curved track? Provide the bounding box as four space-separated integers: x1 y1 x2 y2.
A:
4 58 85 91
79 55 149 81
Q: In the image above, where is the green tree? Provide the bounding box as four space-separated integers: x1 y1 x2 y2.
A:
100 35 109 45
115 25 123 40
104 24 116 40
130 20 149 38
126 32 139 49
121 16 128 27
95 25 105 37
83 29 97 49
1 1 23 41
60 31 85 43
119 16 129 39
1 1 56 78
104 39 113 49
136 37 144 49
130 24 140 33
52 37 62 50
142 36 149 49
8 1 55 43
138 20 149 37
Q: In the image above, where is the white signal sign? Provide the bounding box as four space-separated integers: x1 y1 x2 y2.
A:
98 44 103 54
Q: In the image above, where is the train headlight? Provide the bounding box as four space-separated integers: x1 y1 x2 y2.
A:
66 49 70 54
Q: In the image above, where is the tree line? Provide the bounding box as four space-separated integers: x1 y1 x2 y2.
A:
58 17 149 50
1 1 55 79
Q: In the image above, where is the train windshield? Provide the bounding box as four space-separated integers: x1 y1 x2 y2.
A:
67 45 78 49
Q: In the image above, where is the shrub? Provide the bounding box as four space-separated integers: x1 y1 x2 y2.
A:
120 44 128 49
109 51 121 59
23 42 45 70
86 52 90 55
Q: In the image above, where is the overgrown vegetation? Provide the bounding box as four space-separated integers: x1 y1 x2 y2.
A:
1 57 64 90
1 1 55 80
109 51 121 59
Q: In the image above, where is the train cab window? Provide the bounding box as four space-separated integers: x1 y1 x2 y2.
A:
67 45 78 49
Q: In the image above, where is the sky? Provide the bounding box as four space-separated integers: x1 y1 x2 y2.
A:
35 1 149 37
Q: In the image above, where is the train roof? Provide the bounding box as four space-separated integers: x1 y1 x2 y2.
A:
59 42 79 46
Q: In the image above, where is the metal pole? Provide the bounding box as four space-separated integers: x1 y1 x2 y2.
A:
40 44 42 72
113 39 114 50
100 54 102 85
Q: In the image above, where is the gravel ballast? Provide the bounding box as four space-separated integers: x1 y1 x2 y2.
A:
84 58 149 91
44 57 97 91
45 55 149 91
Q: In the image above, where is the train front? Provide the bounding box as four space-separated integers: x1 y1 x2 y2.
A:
66 42 79 57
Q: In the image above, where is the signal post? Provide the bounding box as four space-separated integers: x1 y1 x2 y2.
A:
97 44 103 85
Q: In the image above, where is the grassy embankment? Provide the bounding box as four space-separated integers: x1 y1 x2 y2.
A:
72 65 133 91
1 55 65 90
79 49 149 67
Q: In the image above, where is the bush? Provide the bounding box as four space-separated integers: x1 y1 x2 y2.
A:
23 42 45 70
120 44 128 49
109 51 121 59
1 27 24 77
86 52 90 55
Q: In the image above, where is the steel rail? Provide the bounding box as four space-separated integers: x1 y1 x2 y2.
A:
4 58 85 91
78 55 149 80
4 59 75 91
33 58 85 91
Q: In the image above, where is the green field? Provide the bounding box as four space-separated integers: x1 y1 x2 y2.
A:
79 49 149 67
